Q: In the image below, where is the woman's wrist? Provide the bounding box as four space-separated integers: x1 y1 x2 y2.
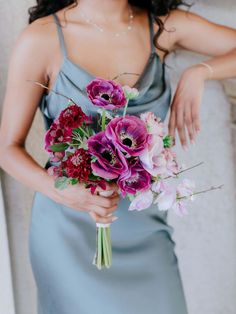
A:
37 169 58 200
182 64 211 83
188 63 214 81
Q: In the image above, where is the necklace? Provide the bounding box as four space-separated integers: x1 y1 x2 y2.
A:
79 6 134 37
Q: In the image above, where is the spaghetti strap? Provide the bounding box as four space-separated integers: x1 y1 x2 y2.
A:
52 13 68 57
148 12 156 53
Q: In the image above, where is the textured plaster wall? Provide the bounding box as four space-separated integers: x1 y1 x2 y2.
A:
167 2 236 314
0 1 235 314
0 1 45 314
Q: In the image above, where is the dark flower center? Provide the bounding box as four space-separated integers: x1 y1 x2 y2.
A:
102 149 116 165
120 132 135 148
101 93 110 101
122 138 133 147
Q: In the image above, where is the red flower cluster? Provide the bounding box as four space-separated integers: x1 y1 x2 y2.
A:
44 121 72 152
59 104 91 129
44 104 91 153
63 148 92 181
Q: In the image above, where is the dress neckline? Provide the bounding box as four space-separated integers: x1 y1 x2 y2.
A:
45 51 158 100
63 51 155 89
50 10 159 91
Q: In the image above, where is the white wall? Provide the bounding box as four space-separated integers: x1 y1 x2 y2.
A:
0 1 42 313
0 1 235 314
167 2 236 314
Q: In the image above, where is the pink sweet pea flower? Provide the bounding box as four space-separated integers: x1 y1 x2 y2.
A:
177 179 195 198
140 112 164 136
172 179 195 216
128 190 153 211
153 181 176 211
164 148 179 176
172 200 189 217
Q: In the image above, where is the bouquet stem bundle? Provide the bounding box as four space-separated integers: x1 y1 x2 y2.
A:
92 189 114 269
93 224 112 269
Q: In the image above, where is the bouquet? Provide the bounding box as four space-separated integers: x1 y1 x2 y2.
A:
36 77 222 270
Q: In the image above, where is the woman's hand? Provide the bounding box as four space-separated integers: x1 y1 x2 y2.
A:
47 176 120 224
168 65 208 150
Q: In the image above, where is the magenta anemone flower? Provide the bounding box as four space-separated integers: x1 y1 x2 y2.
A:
105 116 149 157
87 131 128 180
86 78 127 110
118 159 151 197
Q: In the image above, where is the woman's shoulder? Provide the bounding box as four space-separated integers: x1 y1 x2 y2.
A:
9 14 59 73
18 14 58 50
157 8 206 33
152 9 200 54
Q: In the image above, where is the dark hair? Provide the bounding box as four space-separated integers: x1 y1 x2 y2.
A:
28 0 189 55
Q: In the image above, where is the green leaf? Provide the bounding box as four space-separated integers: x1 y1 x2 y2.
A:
91 155 98 163
54 177 70 190
70 178 79 185
50 143 69 152
66 151 73 157
89 173 99 181
127 194 135 202
163 135 173 148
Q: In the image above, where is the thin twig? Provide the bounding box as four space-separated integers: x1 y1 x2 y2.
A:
164 162 204 180
178 184 224 200
112 72 140 81
26 79 77 104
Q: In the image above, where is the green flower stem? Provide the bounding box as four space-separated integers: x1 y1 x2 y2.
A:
72 135 83 144
97 227 102 269
107 227 112 265
102 229 109 268
93 225 112 270
104 228 112 268
123 100 130 117
101 109 106 131
78 127 90 138
70 142 82 147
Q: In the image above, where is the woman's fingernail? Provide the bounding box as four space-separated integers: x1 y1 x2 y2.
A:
183 145 188 151
190 139 195 145
112 217 119 222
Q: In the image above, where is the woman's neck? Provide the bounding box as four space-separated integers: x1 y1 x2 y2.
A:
73 0 131 23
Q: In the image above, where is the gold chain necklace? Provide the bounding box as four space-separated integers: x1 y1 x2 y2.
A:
79 6 134 37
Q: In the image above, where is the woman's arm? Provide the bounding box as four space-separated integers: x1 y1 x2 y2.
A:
0 22 53 195
160 10 236 149
0 20 119 224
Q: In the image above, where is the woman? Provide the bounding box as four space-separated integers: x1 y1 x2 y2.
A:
0 0 236 313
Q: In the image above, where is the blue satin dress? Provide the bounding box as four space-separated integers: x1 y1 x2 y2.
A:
29 12 189 314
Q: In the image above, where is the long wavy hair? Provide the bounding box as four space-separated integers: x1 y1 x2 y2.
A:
28 0 189 55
